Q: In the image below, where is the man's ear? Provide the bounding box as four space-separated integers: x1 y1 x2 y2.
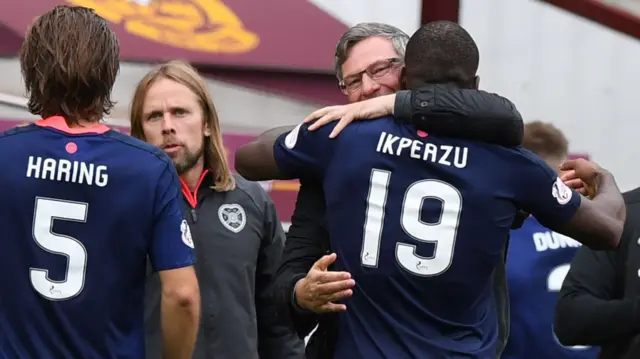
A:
203 120 212 137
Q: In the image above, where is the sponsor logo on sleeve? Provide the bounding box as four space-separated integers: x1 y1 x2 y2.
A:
284 123 303 149
552 177 572 205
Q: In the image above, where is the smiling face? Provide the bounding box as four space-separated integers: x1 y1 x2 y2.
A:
141 77 211 174
340 36 404 103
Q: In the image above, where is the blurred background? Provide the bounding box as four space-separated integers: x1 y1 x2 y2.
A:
0 0 638 228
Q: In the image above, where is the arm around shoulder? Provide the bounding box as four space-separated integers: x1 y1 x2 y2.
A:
395 85 524 146
235 126 295 181
235 122 332 181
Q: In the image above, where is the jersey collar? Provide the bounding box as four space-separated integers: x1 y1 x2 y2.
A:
36 116 110 134
180 169 210 208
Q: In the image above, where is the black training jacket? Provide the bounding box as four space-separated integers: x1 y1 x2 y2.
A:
145 173 304 359
555 188 640 359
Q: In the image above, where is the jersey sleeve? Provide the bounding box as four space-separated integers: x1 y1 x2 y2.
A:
514 150 581 228
272 122 336 179
148 162 195 272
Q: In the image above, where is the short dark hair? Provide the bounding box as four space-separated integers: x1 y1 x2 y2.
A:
20 5 120 124
404 21 479 88
523 121 569 159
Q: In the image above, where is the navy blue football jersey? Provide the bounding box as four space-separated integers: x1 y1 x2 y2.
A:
503 216 597 359
0 117 194 359
273 117 581 359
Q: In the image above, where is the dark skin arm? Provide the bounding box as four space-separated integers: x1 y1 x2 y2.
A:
544 160 625 249
235 126 291 181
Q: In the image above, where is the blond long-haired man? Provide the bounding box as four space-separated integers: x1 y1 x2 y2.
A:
130 60 304 359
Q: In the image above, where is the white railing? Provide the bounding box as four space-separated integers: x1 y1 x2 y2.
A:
0 92 131 128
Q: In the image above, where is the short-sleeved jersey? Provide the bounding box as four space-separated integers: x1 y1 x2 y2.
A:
503 216 598 359
0 117 195 359
273 117 581 359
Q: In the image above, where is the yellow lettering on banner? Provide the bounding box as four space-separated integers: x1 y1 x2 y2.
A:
272 181 301 192
66 0 259 54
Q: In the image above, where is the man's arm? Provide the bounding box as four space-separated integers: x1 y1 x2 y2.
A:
554 241 635 345
275 183 328 333
555 189 640 347
553 168 625 248
158 267 200 359
235 126 294 181
516 156 624 249
255 189 305 359
236 122 334 181
237 87 524 181
149 163 200 359
305 85 524 144
274 180 331 336
393 85 523 146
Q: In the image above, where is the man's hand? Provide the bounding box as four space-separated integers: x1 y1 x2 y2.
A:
560 159 602 198
560 171 589 197
294 253 355 313
303 94 396 138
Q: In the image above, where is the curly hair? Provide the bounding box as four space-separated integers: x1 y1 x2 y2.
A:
404 21 479 89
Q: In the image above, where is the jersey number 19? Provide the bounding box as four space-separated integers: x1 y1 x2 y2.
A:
361 169 462 276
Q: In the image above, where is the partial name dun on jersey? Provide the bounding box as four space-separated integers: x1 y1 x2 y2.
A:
26 156 109 187
375 132 468 168
533 230 582 252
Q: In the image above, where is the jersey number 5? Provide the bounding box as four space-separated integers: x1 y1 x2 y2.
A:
30 197 89 301
361 169 462 276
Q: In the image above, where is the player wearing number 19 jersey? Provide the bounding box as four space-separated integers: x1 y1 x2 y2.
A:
0 6 199 359
269 21 618 359
272 116 583 358
240 21 623 359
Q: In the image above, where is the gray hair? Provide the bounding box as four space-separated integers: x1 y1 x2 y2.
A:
334 22 409 80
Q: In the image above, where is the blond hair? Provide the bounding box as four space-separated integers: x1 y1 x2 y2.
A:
129 60 235 191
523 121 569 159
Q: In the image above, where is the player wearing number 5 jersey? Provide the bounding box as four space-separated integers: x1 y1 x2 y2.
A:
503 122 597 359
0 6 200 359
235 22 624 359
